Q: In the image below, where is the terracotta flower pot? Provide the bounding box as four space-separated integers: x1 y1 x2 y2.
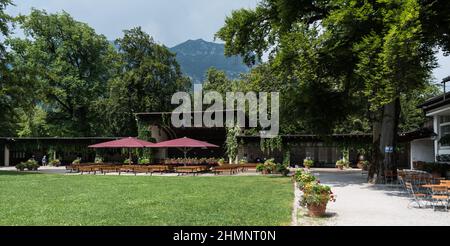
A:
307 203 328 217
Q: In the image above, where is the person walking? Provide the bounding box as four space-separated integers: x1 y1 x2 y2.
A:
42 155 47 166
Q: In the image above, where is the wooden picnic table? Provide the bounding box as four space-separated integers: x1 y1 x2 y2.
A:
212 165 243 175
175 166 209 175
421 184 450 189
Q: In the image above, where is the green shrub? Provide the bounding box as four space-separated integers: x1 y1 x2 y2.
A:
283 151 291 167
124 158 133 164
72 158 81 165
16 160 40 171
276 163 289 176
15 162 26 171
256 164 265 172
138 158 150 165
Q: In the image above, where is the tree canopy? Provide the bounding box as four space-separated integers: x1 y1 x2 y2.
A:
4 10 190 137
0 0 20 136
216 0 444 182
105 27 190 136
7 9 116 136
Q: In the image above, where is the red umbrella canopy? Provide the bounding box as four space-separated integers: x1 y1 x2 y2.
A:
88 137 154 148
152 137 219 148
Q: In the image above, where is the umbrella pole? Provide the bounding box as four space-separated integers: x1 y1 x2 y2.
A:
184 148 187 166
129 148 132 165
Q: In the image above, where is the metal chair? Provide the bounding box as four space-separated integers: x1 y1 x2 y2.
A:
405 182 429 208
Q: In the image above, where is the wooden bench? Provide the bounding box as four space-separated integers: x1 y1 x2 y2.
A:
175 166 209 176
212 165 242 175
78 165 98 175
149 165 171 173
100 165 120 175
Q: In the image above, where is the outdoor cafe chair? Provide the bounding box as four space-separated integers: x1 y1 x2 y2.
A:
384 170 397 186
405 182 429 209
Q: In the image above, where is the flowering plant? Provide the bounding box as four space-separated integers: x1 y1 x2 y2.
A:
300 183 336 207
303 159 314 168
294 170 317 190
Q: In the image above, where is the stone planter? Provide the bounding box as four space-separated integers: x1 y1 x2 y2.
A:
337 166 344 170
307 203 328 217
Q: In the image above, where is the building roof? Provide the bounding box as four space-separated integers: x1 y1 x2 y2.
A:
417 92 450 112
237 133 372 142
398 128 437 142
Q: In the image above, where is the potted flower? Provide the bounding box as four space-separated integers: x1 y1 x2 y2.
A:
357 160 369 171
300 183 336 217
336 159 346 170
303 158 314 169
262 159 277 174
295 171 317 190
217 158 226 166
95 156 103 164
49 159 61 167
24 160 40 171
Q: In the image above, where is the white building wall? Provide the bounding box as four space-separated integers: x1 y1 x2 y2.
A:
410 139 435 169
4 145 10 167
433 115 439 161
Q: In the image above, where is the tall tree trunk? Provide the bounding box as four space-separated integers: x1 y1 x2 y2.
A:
369 112 382 183
377 98 401 183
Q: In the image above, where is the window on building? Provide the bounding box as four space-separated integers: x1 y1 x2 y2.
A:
440 116 450 147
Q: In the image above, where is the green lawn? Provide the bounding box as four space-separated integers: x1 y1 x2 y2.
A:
0 172 293 226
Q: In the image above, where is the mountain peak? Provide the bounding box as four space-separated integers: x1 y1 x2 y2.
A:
170 39 249 83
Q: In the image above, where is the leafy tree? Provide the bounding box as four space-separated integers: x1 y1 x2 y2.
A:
420 0 450 54
16 106 50 137
0 0 20 136
0 0 11 56
105 27 190 136
216 0 438 182
8 9 117 136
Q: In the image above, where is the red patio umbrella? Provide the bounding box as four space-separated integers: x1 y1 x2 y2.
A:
89 137 154 164
151 137 219 161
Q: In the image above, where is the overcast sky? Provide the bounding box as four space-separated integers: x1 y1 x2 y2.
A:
6 0 449 82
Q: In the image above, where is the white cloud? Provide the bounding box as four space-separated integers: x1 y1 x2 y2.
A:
6 0 449 80
7 0 259 46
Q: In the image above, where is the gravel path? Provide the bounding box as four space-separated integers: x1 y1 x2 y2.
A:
310 169 450 226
